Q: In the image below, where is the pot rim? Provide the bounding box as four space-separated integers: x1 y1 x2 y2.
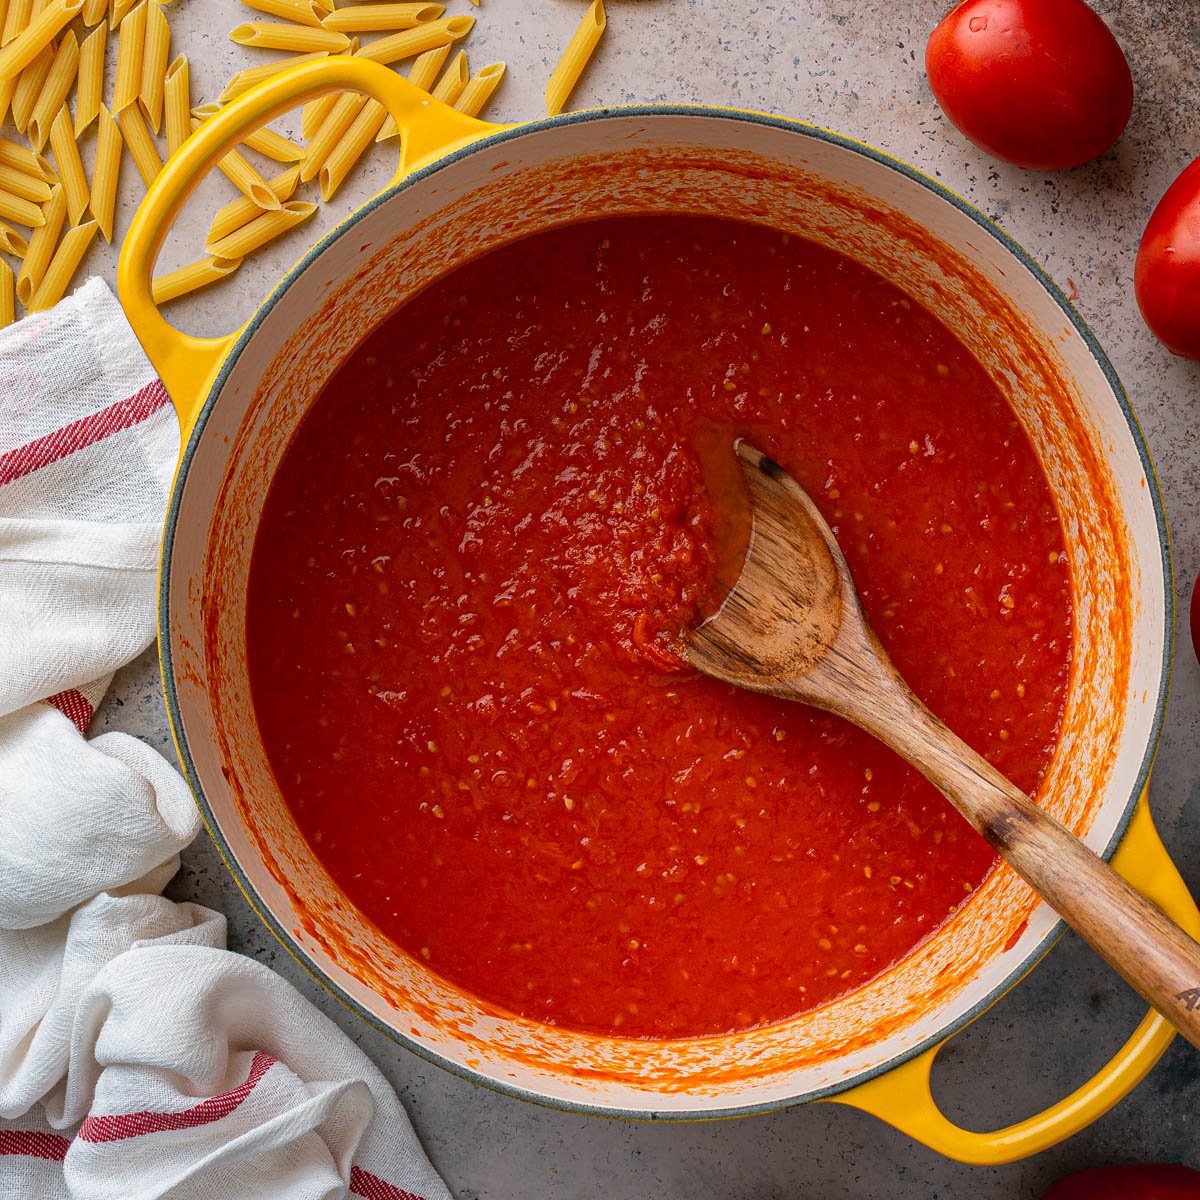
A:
158 102 1174 1120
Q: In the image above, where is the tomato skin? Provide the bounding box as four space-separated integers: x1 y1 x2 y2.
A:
1136 159 1200 361
925 0 1133 170
1043 1164 1200 1200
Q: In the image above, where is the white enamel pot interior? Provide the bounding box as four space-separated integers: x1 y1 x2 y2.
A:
159 107 1170 1119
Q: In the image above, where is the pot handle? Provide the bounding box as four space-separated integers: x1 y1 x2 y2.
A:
117 56 497 439
826 792 1198 1163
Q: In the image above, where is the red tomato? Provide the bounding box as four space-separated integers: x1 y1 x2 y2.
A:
925 0 1133 170
1136 158 1200 361
1043 1164 1200 1199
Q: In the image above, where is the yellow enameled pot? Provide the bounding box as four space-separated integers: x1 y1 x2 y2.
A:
117 56 1197 1162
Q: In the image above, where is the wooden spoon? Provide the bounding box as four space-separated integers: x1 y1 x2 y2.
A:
684 440 1200 1050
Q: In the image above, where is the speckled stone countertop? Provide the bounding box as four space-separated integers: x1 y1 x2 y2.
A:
90 1 1199 1195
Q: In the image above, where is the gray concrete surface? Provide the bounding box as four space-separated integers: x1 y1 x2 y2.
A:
90 0 1199 1195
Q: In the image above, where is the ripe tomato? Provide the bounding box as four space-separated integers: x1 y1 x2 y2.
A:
925 0 1133 170
1135 158 1200 361
1043 1164 1200 1199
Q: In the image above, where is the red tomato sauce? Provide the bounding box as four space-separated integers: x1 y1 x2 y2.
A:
247 216 1072 1039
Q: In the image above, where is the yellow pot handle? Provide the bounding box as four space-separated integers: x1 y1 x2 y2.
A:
828 792 1198 1163
116 55 500 440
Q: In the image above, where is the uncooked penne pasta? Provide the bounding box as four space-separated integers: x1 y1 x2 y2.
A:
80 0 105 23
0 73 16 125
48 105 87 223
0 0 30 47
10 41 53 132
139 0 169 131
0 258 13 328
151 254 241 304
90 103 122 241
110 0 138 26
117 103 160 185
229 21 348 53
205 199 314 258
74 20 105 132
27 216 97 311
192 103 304 163
455 60 503 118
0 219 29 255
27 28 77 150
0 185 42 224
319 95 385 200
219 50 328 102
112 0 146 111
16 178 62 303
163 52 187 153
544 0 605 117
188 116 280 209
0 0 78 78
300 91 335 139
0 136 40 175
322 2 441 33
299 89 364 183
355 14 471 66
0 161 49 201
205 163 298 244
429 48 466 105
239 0 326 29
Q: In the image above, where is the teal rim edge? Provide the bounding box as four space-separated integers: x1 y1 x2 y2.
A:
156 103 1175 1123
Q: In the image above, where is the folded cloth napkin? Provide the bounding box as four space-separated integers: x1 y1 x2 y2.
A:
0 279 451 1200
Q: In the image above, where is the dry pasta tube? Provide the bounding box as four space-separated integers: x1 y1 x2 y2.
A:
0 219 29 255
299 90 364 183
205 199 314 258
152 254 241 304
319 95 385 201
118 103 161 185
206 163 299 243
11 41 52 132
139 0 169 131
300 91 335 139
91 104 122 241
239 0 326 30
0 0 83 80
0 258 13 327
27 217 97 310
219 49 328 101
455 60 503 118
230 21 348 52
0 185 43 224
429 48 467 105
0 134 49 176
192 103 304 162
544 0 605 118
112 0 146 111
163 52 188 153
16 178 62 303
323 3 441 33
110 0 139 26
0 74 17 126
1 0 31 47
74 19 105 132
27 28 77 150
80 0 105 24
0 161 48 200
47 104 87 223
355 14 471 66
188 116 279 209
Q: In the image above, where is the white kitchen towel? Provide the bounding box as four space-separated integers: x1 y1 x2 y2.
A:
0 279 451 1200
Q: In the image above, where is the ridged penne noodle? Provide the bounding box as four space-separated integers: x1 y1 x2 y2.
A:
112 0 145 111
205 198 314 258
27 216 97 311
229 21 348 52
219 49 328 102
299 89 363 182
90 103 122 240
151 253 241 304
454 59 503 117
323 2 441 33
239 0 326 29
0 258 13 327
117 102 160 185
354 13 471 65
110 0 139 26
0 219 29 254
429 47 466 105
16 177 62 303
47 104 87 223
0 160 49 201
300 91 335 139
0 135 40 174
0 0 30 47
139 0 169 131
319 95 384 200
0 0 79 78
27 28 77 150
0 73 16 125
80 0 105 23
188 115 280 209
10 41 52 132
0 185 42 224
74 20 105 132
163 51 187 153
205 163 299 244
544 0 605 118
192 102 304 163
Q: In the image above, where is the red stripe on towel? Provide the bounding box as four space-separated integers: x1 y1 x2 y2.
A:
0 1130 70 1161
0 379 171 487
45 688 95 732
350 1165 428 1200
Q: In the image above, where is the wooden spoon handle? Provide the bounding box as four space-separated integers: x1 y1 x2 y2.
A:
858 681 1200 1051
